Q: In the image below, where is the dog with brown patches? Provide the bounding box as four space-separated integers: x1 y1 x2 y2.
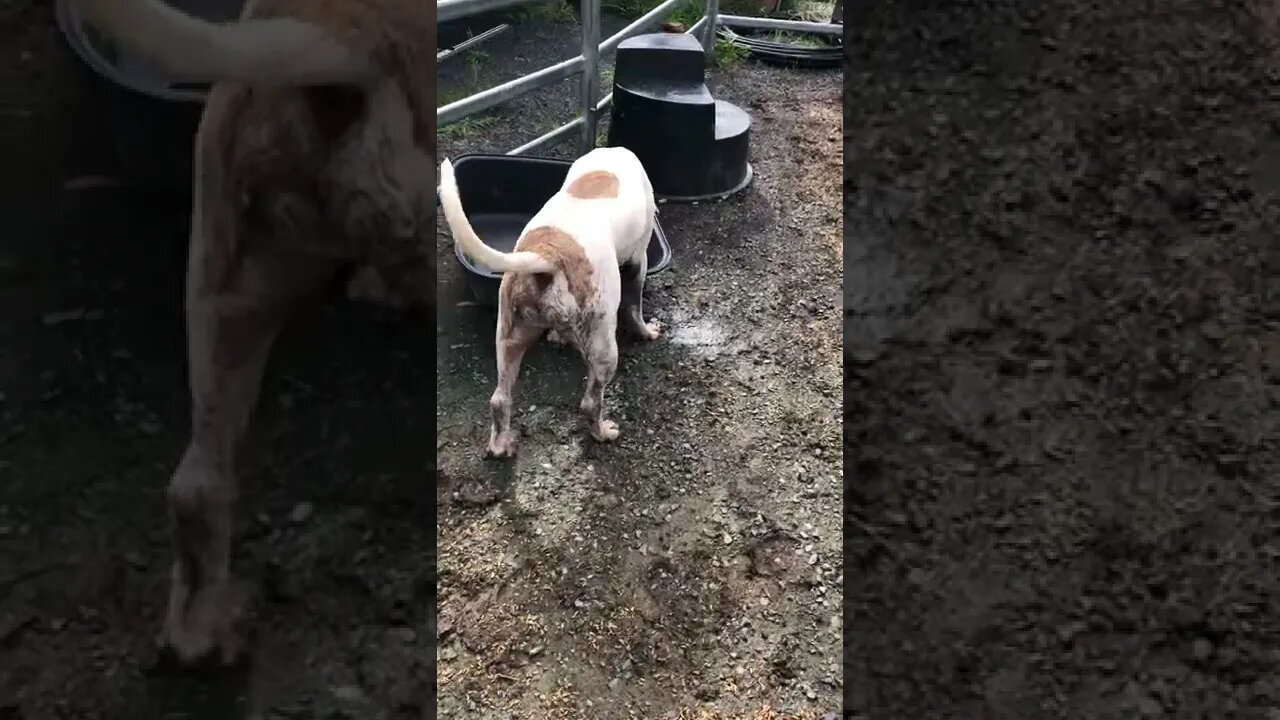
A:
77 0 435 665
439 147 661 458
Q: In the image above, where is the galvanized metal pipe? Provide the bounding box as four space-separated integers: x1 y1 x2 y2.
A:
438 54 583 126
508 116 585 155
598 0 686 55
579 0 601 153
687 14 709 38
437 24 511 63
702 0 720 57
716 13 843 36
462 0 721 155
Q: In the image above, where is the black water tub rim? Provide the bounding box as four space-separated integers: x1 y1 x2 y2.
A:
441 153 674 280
56 0 209 103
656 162 754 204
451 223 674 280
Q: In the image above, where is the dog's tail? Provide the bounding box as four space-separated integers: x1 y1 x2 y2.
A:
77 0 373 86
439 159 555 274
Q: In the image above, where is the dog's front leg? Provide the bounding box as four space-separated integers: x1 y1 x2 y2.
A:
580 320 621 442
619 254 660 341
163 248 338 665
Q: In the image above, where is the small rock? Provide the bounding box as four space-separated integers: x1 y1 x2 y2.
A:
1136 692 1163 717
1200 321 1225 342
289 502 314 524
330 685 365 703
41 308 86 326
1192 637 1213 661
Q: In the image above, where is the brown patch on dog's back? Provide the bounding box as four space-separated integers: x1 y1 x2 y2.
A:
566 171 620 200
499 226 594 332
515 226 594 307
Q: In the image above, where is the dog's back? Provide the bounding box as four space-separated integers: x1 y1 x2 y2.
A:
526 147 655 268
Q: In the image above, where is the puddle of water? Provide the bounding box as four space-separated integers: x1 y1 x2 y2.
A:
665 306 731 358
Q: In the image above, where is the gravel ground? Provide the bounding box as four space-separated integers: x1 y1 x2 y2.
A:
436 16 843 720
845 0 1280 717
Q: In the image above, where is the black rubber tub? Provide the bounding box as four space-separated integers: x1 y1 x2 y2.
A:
56 0 243 193
444 154 672 307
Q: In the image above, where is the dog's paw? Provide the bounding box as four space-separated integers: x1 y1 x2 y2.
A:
590 419 620 443
157 580 253 668
640 320 662 341
486 432 519 459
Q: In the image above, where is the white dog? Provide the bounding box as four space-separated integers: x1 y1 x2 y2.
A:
78 0 435 665
438 147 662 458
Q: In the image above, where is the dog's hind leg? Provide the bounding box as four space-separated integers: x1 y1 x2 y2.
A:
580 322 621 442
620 251 660 341
163 243 338 666
488 315 541 459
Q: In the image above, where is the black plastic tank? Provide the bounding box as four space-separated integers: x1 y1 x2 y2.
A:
444 154 672 306
56 0 244 194
608 32 753 202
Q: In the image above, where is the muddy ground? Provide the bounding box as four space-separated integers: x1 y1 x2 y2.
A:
845 0 1280 717
436 15 843 720
0 3 431 718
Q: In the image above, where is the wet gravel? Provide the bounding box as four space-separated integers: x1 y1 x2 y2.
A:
845 0 1280 716
436 14 843 720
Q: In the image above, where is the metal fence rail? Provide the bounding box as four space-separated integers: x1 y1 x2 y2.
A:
436 0 834 156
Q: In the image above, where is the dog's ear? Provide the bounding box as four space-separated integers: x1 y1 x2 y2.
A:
305 85 367 143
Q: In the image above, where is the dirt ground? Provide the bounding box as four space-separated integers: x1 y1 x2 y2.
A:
846 0 1280 717
0 3 431 718
436 16 843 720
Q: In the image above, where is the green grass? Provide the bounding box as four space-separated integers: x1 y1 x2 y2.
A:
514 0 578 22
527 0 771 26
440 115 501 139
712 36 748 67
437 49 502 139
764 30 829 48
784 0 835 21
